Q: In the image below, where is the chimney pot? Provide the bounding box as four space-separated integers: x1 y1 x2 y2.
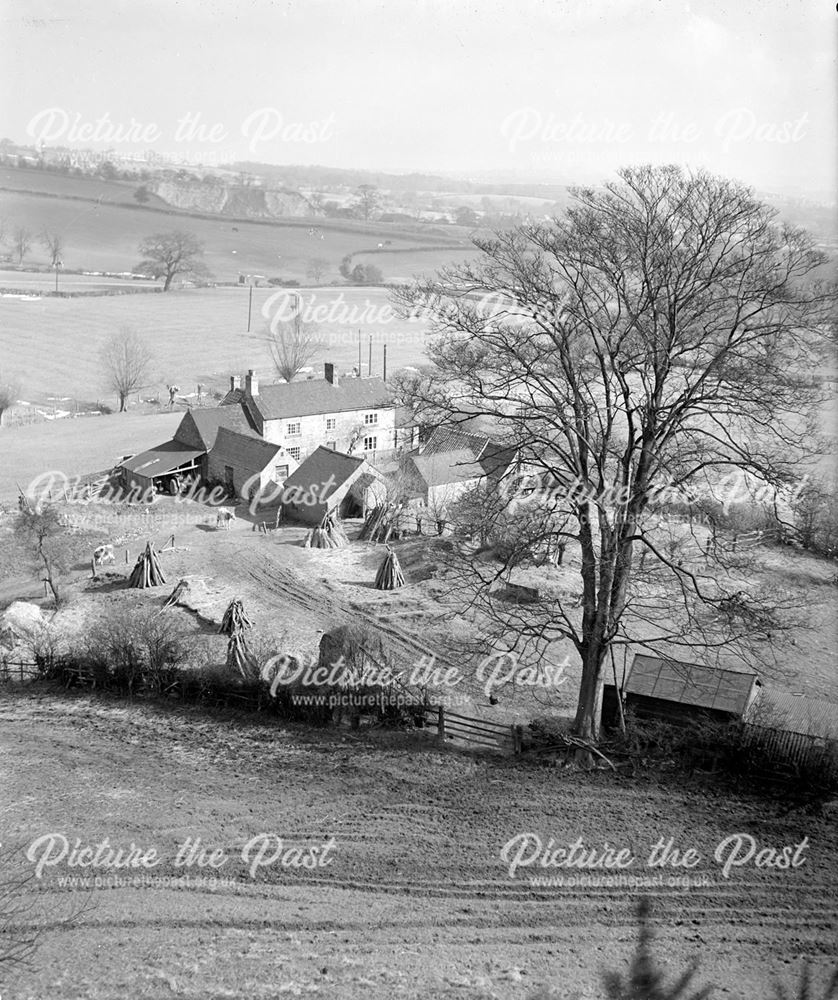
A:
245 369 259 396
230 375 242 392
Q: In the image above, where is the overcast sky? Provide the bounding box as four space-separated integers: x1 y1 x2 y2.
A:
1 0 834 196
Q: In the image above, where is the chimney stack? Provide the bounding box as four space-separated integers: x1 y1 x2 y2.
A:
324 362 339 386
245 369 259 396
230 375 242 392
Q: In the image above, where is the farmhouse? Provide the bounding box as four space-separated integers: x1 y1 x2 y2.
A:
280 445 387 524
601 653 760 729
222 364 404 462
403 426 519 508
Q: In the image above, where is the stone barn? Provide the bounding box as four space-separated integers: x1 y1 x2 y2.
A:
206 427 299 503
280 446 387 524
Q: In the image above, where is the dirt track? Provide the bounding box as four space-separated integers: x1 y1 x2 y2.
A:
1 690 836 1000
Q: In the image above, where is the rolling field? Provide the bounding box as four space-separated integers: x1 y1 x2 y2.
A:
0 175 479 282
0 285 432 404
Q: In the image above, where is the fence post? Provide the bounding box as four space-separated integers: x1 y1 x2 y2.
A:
437 705 446 744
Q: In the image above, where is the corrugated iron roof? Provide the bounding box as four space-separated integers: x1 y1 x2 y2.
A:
621 653 758 716
749 689 838 740
122 442 204 478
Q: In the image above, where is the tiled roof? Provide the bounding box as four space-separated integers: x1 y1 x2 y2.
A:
281 445 369 502
408 449 486 489
246 377 393 421
750 689 838 740
211 427 285 471
618 653 758 716
420 425 517 482
174 406 253 450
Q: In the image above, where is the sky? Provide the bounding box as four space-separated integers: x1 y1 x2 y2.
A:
0 0 835 197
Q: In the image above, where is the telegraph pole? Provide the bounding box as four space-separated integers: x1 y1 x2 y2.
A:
383 343 387 381
368 335 372 377
358 330 362 376
246 282 253 332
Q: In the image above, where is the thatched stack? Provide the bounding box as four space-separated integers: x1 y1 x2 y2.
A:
359 505 400 543
127 542 166 588
304 511 350 549
218 598 253 636
374 546 406 590
225 630 257 677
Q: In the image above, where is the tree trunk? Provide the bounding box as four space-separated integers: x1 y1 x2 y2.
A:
118 392 127 412
163 272 173 292
572 644 606 741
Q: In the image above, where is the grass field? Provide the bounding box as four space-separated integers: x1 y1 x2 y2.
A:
0 285 432 405
0 171 479 282
0 411 183 503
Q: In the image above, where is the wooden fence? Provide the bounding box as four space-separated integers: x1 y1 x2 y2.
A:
0 659 40 682
423 705 524 754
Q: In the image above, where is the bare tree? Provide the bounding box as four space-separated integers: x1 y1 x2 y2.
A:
12 226 32 265
0 374 20 428
39 229 64 268
135 230 210 291
394 165 835 743
306 257 329 283
354 184 380 222
101 326 153 411
13 507 86 606
267 316 321 383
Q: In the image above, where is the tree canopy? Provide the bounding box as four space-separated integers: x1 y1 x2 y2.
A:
394 164 835 741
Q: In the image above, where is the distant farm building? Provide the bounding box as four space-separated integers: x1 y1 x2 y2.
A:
402 426 519 508
601 653 760 729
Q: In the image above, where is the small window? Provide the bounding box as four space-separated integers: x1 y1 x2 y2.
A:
287 422 301 436
325 416 336 431
363 436 377 452
288 447 301 461
364 412 378 425
274 464 289 481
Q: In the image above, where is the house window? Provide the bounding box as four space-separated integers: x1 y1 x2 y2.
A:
363 436 377 452
274 464 289 481
364 412 378 425
325 416 336 431
287 422 301 436
288 447 301 461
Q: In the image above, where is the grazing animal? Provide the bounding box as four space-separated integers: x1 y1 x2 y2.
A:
92 544 115 566
215 508 236 530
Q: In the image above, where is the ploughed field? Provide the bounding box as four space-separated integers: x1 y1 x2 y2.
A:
1 688 836 1000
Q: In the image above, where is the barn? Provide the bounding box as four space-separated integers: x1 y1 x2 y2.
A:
601 653 760 730
206 427 298 503
280 446 387 524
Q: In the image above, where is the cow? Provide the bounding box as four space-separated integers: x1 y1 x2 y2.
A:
93 544 115 566
215 508 237 530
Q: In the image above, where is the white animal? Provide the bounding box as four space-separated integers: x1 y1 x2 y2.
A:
92 544 115 566
215 508 237 530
